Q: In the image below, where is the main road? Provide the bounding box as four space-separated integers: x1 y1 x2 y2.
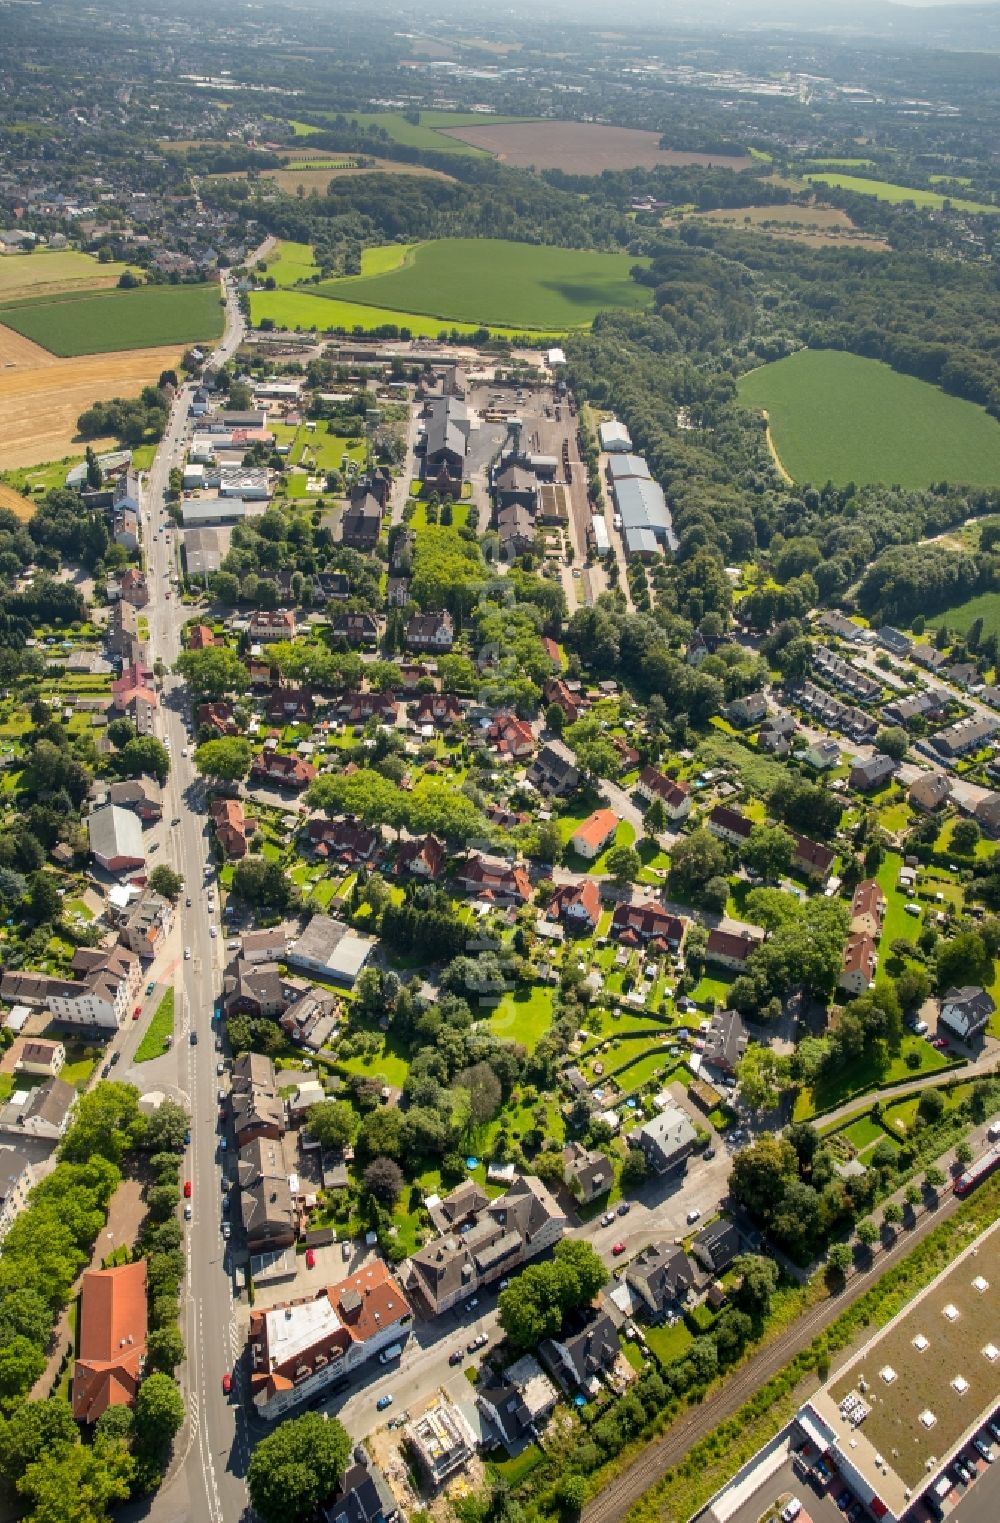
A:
131 262 262 1523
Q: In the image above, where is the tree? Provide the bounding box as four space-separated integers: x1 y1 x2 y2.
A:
554 1474 589 1515
134 1372 184 1457
856 1218 878 1246
956 1139 974 1166
59 1082 140 1166
363 1156 404 1206
0 1398 78 1488
735 1047 789 1114
452 1063 502 1127
951 819 981 855
874 727 909 762
119 736 170 784
620 1147 647 1189
0 1336 46 1409
924 1165 946 1190
231 857 294 912
175 646 248 698
306 1101 357 1152
895 964 931 1011
743 823 795 882
141 1099 189 1154
826 1242 852 1279
193 737 254 783
553 1238 608 1305
605 845 641 884
731 1254 779 1317
882 1201 902 1226
26 871 61 925
17 1436 135 1523
148 865 183 902
644 797 667 834
545 702 566 734
247 1412 351 1523
936 930 992 993
146 1326 185 1374
669 828 729 901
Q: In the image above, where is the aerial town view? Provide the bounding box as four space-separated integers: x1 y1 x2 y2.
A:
2 2 1000 1523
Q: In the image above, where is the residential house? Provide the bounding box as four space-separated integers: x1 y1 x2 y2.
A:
635 768 691 822
701 1010 748 1075
197 701 239 737
939 986 995 1042
341 494 382 551
625 1242 696 1321
911 644 951 673
818 610 863 643
241 930 288 966
486 713 536 760
267 687 314 724
331 612 379 650
412 692 463 729
212 797 251 858
405 1400 476 1490
627 1106 696 1175
232 1083 285 1151
476 1356 558 1455
850 879 886 938
88 804 146 873
946 662 980 691
314 571 351 603
0 1148 34 1240
308 817 381 866
280 988 340 1052
570 809 619 861
543 678 582 726
223 960 301 1020
386 576 410 608
286 914 374 987
403 1175 567 1315
706 927 759 971
72 1260 147 1424
107 599 140 660
119 891 173 959
539 1310 620 1393
6 1038 65 1078
973 793 1000 838
0 1076 77 1141
562 1141 612 1204
877 627 912 657
839 933 877 996
801 738 841 771
338 691 399 726
2 948 139 1033
759 713 797 756
454 854 532 905
691 1219 741 1276
107 778 162 822
707 805 752 847
611 901 685 952
849 754 897 793
726 692 768 728
250 751 317 791
321 1459 399 1523
185 622 215 650
547 878 601 933
909 773 952 813
249 609 295 643
527 741 580 797
792 834 836 882
119 567 149 607
405 611 454 654
933 716 1000 759
396 835 445 880
238 1136 297 1253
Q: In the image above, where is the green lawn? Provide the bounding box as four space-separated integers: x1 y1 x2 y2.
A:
249 286 496 339
265 240 320 286
487 985 555 1050
135 990 174 1063
794 1035 953 1120
928 591 1000 644
643 1319 695 1367
310 239 653 332
324 110 531 157
737 350 1000 489
0 248 137 300
803 172 998 215
0 282 225 357
339 1037 410 1087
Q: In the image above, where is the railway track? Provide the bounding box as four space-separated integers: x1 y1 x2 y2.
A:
583 1190 963 1523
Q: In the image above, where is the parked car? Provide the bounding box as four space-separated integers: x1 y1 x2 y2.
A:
306 1249 316 1269
222 1373 232 1395
600 1213 615 1227
184 946 191 960
612 1241 627 1256
342 1241 351 1261
145 981 155 995
184 1180 192 1198
686 1208 702 1225
376 1395 393 1412
449 1350 463 1366
184 1204 192 1221
974 1436 994 1463
836 1490 852 1512
617 1202 631 1217
132 1006 141 1020
222 1222 231 1239
780 1501 802 1523
953 1459 973 1485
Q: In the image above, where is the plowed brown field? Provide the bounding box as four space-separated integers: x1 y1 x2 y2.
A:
438 120 753 173
0 329 185 470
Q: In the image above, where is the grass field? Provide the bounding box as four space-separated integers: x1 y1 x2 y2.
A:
135 990 174 1063
0 249 135 301
250 286 496 338
737 350 1000 488
0 282 224 357
311 238 652 331
803 173 999 215
927 591 1000 641
265 241 321 286
325 110 529 156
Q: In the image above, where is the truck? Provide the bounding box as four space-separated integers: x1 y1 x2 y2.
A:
987 1121 1000 1143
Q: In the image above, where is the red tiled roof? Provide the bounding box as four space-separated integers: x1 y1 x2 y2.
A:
72 1260 147 1424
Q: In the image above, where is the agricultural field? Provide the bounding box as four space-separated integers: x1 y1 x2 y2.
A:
438 119 753 173
250 286 494 339
311 238 652 331
687 202 888 250
318 109 530 156
0 281 224 357
0 249 136 300
737 350 1000 489
927 591 1000 642
802 172 999 215
0 342 188 471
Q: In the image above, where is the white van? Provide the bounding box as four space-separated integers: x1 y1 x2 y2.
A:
378 1343 403 1364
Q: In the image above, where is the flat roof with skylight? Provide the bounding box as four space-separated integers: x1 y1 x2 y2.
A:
798 1220 1000 1520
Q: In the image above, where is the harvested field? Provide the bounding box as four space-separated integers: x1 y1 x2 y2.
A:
0 482 35 520
262 160 453 193
438 120 753 173
0 342 186 471
688 202 889 249
0 323 57 372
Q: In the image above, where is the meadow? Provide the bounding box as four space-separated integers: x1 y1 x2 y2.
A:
737 349 1000 489
0 249 135 300
927 591 1000 641
0 281 224 357
312 109 530 156
249 286 497 339
802 172 999 215
312 238 652 330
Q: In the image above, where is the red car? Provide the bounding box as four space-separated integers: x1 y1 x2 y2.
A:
222 1373 232 1395
132 1005 141 1020
612 1241 627 1256
306 1249 316 1269
183 1180 192 1199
